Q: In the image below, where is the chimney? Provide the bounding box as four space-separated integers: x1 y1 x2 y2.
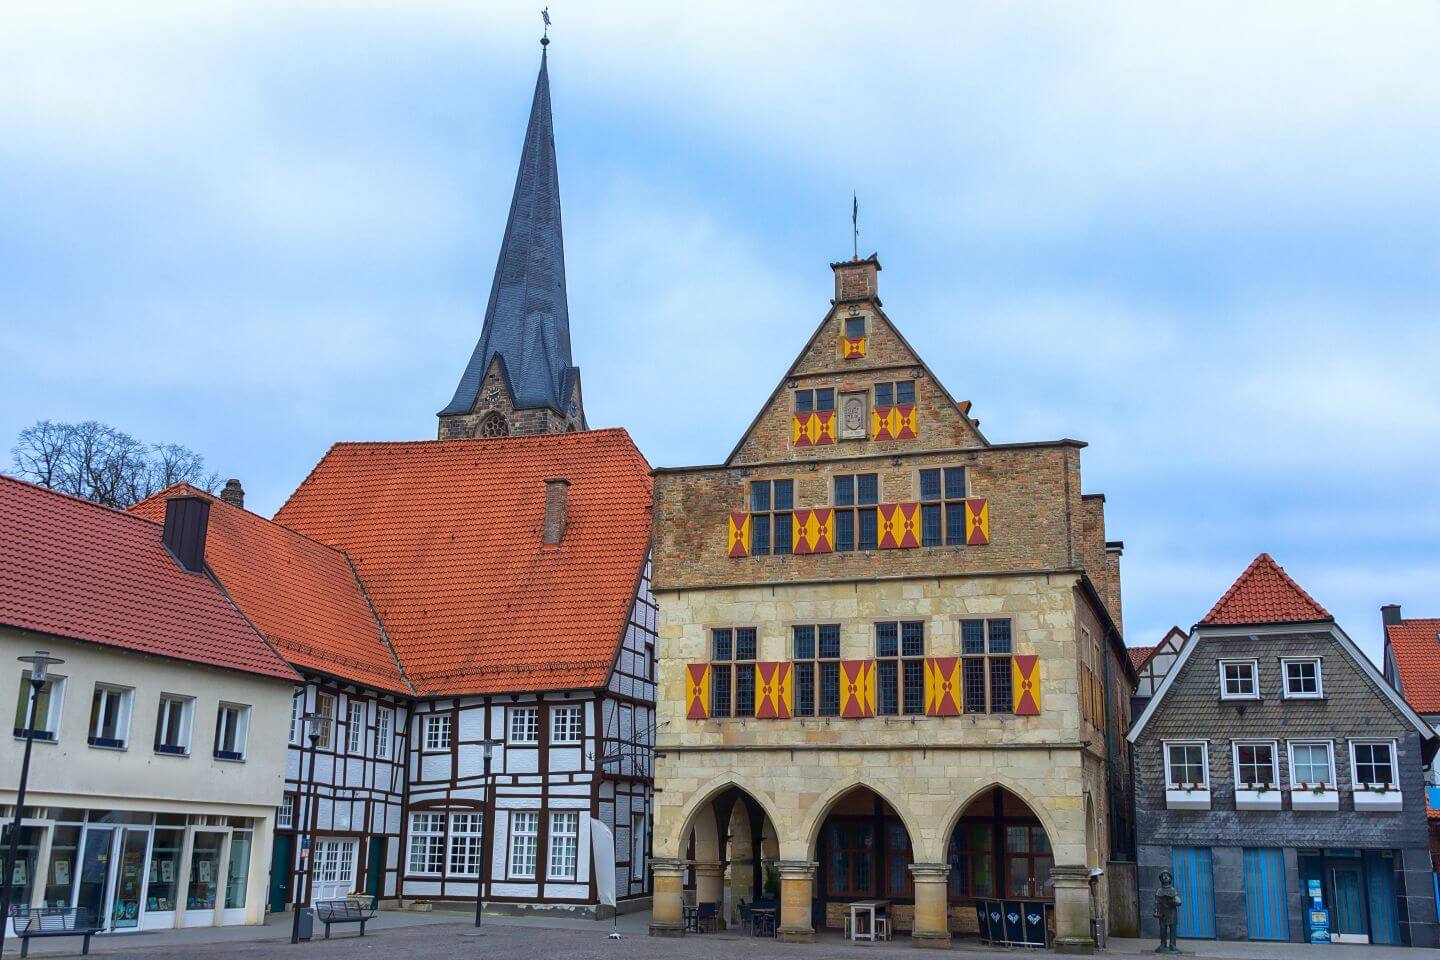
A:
831 253 881 304
220 479 245 510
543 478 570 545
1381 603 1403 627
162 495 211 573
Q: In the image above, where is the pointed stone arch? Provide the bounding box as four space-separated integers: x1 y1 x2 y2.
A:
937 778 1065 858
799 776 924 860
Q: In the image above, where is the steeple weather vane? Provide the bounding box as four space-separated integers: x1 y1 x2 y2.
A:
541 7 551 46
852 192 859 261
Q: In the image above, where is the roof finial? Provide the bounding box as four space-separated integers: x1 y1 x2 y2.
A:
851 192 859 261
541 7 551 46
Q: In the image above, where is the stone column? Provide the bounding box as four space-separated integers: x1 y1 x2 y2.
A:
777 860 817 943
648 858 686 937
694 862 726 928
908 862 951 948
1051 864 1095 954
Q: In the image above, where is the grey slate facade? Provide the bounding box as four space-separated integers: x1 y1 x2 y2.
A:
1130 621 1438 946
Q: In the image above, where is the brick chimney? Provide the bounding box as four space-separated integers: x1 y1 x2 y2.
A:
162 495 211 573
1381 603 1403 626
831 253 881 304
220 479 245 509
543 478 570 545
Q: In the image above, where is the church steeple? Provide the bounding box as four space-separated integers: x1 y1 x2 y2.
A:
439 42 584 439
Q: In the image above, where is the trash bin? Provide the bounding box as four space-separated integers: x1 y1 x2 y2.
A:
296 906 315 941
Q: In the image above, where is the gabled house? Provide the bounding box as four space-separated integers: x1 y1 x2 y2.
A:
1130 626 1186 702
1128 554 1438 946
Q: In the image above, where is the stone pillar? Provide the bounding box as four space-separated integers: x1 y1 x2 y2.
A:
694 862 726 928
649 858 686 937
908 862 951 948
1051 864 1095 954
777 860 817 943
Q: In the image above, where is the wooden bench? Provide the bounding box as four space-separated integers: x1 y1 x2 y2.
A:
14 906 101 957
314 898 378 939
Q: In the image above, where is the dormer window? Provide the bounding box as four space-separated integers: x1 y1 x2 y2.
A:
1281 658 1323 699
1219 659 1259 700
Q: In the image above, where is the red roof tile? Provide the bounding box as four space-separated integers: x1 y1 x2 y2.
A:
1202 553 1331 626
1128 645 1157 670
273 430 652 696
1386 618 1440 713
0 474 295 681
131 485 410 695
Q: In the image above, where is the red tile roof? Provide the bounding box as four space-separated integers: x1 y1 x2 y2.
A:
1202 553 1331 626
274 430 653 696
130 485 410 695
1128 645 1157 670
1385 618 1440 713
0 474 295 681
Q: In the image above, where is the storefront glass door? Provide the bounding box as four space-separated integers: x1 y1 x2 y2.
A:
110 829 151 929
74 827 115 927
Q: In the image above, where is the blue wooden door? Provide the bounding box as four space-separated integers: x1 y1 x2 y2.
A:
1330 864 1366 938
1171 847 1216 939
1242 848 1289 940
1363 852 1400 945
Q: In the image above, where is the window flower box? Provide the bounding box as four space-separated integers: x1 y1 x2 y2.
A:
1235 784 1282 811
1353 784 1402 812
1289 785 1339 811
1165 785 1211 810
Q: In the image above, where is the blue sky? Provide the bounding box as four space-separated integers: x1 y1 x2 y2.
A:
4 2 1439 661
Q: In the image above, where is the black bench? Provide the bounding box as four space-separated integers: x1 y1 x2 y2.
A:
314 898 377 939
13 906 101 957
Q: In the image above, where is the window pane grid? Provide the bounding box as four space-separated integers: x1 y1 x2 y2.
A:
793 624 841 717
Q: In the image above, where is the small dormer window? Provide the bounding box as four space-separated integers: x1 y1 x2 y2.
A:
1219 659 1259 700
1281 658 1323 699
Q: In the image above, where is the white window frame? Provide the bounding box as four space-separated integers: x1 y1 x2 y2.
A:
278 794 295 829
314 692 335 750
154 694 195 756
1288 739 1339 811
1232 739 1280 788
448 812 484 877
346 699 366 755
1281 657 1324 699
314 838 356 887
407 812 445 876
508 706 540 745
423 714 452 753
1218 659 1260 700
213 702 251 760
546 811 580 880
288 691 303 745
375 706 393 761
508 811 539 879
1349 738 1402 811
1287 739 1336 788
14 671 66 741
1162 739 1211 810
550 704 583 745
88 682 133 749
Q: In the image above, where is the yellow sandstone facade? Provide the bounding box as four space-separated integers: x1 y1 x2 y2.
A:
650 256 1134 949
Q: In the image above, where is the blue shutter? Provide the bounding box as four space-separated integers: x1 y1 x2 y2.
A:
1171 847 1216 939
1364 851 1401 945
1242 848 1289 941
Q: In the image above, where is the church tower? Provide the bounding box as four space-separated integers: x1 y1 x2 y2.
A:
438 41 585 439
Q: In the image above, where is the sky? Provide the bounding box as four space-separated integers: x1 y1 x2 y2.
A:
3 2 1439 663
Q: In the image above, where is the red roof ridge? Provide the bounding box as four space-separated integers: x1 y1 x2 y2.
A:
1 472 170 529
133 481 360 563
1202 552 1331 626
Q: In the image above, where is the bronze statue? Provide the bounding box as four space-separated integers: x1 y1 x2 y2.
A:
1154 869 1182 954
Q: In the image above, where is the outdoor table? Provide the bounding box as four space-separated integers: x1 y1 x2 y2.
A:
848 899 890 942
751 905 778 937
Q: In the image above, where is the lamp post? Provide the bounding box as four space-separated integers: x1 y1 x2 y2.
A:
290 711 331 944
474 739 503 928
0 651 64 957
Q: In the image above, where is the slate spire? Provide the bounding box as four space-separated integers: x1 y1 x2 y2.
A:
440 44 580 424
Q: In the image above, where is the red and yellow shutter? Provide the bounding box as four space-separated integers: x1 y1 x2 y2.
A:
792 508 835 555
727 513 751 558
924 657 962 717
839 659 876 718
793 411 837 447
965 498 990 546
754 662 794 719
1012 655 1041 715
877 503 921 549
839 336 867 359
870 404 919 441
685 664 712 720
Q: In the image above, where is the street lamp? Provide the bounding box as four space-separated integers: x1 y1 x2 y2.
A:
290 711 331 944
0 651 64 957
474 739 503 928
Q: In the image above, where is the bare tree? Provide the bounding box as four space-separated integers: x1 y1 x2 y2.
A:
10 420 220 508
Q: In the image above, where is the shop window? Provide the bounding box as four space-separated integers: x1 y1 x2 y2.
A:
833 474 879 551
918 467 968 546
154 694 194 756
88 683 133 749
961 620 1012 714
145 828 183 912
875 621 926 716
187 832 224 911
710 627 757 717
225 830 253 909
792 624 841 717
13 672 65 741
0 824 39 911
44 825 81 909
749 480 793 556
